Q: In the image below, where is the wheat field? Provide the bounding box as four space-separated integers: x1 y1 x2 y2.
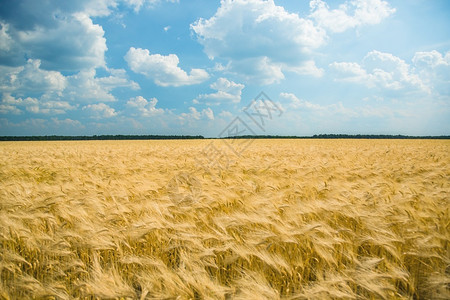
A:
0 139 448 299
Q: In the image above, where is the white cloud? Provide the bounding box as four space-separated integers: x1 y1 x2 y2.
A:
0 93 76 115
203 107 214 120
82 103 117 118
412 51 450 95
279 92 325 110
219 110 233 118
4 12 107 71
329 61 366 79
97 68 140 90
26 100 76 115
309 0 396 33
180 107 214 121
50 117 85 129
0 59 66 95
124 0 178 12
330 50 427 92
413 50 450 69
65 68 138 103
0 0 180 72
191 0 327 84
0 61 138 109
76 0 118 18
126 96 164 116
0 104 20 115
0 22 12 51
125 47 209 87
65 69 115 103
1 94 38 109
0 1 116 28
197 78 245 104
228 57 285 85
284 60 324 77
279 92 397 120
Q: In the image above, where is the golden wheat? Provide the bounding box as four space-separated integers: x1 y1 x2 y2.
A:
0 139 448 299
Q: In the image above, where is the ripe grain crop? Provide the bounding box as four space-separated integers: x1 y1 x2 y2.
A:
0 139 448 299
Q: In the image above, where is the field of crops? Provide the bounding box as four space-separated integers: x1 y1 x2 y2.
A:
0 139 448 299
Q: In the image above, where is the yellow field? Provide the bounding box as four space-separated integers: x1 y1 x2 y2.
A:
0 139 449 299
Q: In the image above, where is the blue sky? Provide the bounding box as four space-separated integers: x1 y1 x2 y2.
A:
0 0 449 136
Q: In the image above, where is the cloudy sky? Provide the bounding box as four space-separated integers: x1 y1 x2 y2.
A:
0 0 449 136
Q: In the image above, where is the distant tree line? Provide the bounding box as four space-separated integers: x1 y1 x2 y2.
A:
220 134 449 139
0 135 205 141
312 134 450 139
1 134 449 141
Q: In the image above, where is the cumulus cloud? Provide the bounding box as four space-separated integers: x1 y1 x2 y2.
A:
279 92 397 120
19 13 107 70
62 70 111 103
413 50 450 69
96 68 140 90
0 60 138 108
219 110 233 118
126 96 164 116
412 50 450 95
0 0 113 31
0 0 183 76
82 103 117 118
25 100 75 115
0 59 66 96
0 22 12 51
0 104 20 115
65 68 138 103
197 78 245 104
283 60 325 77
180 107 214 121
190 0 397 84
0 93 75 115
330 50 427 92
124 0 178 12
191 0 326 84
0 93 23 114
0 2 140 118
125 47 209 87
227 57 286 85
279 92 325 110
0 8 108 70
309 0 396 33
202 107 214 120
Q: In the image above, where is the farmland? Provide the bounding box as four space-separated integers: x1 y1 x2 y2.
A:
0 139 448 299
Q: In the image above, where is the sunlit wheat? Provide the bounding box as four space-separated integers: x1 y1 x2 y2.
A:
0 139 448 299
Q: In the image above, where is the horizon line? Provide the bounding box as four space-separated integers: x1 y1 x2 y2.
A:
0 134 449 141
